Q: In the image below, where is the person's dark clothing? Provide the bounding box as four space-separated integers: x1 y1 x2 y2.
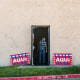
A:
39 40 47 50
39 39 47 64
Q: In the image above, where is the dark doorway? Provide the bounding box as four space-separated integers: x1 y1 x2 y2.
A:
31 26 50 65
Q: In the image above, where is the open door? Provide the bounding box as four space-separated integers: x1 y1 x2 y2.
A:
31 25 50 65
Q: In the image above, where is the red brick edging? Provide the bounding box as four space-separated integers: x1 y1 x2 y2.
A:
0 74 80 80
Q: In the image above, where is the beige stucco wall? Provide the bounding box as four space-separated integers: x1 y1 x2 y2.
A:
0 0 80 66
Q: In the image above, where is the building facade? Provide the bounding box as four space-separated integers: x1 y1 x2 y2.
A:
0 0 80 66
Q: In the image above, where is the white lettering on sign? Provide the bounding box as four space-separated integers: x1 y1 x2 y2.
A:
56 58 70 62
13 59 16 63
13 58 27 63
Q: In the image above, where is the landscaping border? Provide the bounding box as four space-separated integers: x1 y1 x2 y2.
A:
0 74 80 80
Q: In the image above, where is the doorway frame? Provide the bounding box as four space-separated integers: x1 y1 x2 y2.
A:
31 25 50 65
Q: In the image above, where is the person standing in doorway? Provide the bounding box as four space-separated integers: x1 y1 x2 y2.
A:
39 37 47 64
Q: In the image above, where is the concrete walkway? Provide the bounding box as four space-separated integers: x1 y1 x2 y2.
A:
18 65 73 68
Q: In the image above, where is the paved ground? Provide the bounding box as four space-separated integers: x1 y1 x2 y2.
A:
48 78 80 80
18 65 73 68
